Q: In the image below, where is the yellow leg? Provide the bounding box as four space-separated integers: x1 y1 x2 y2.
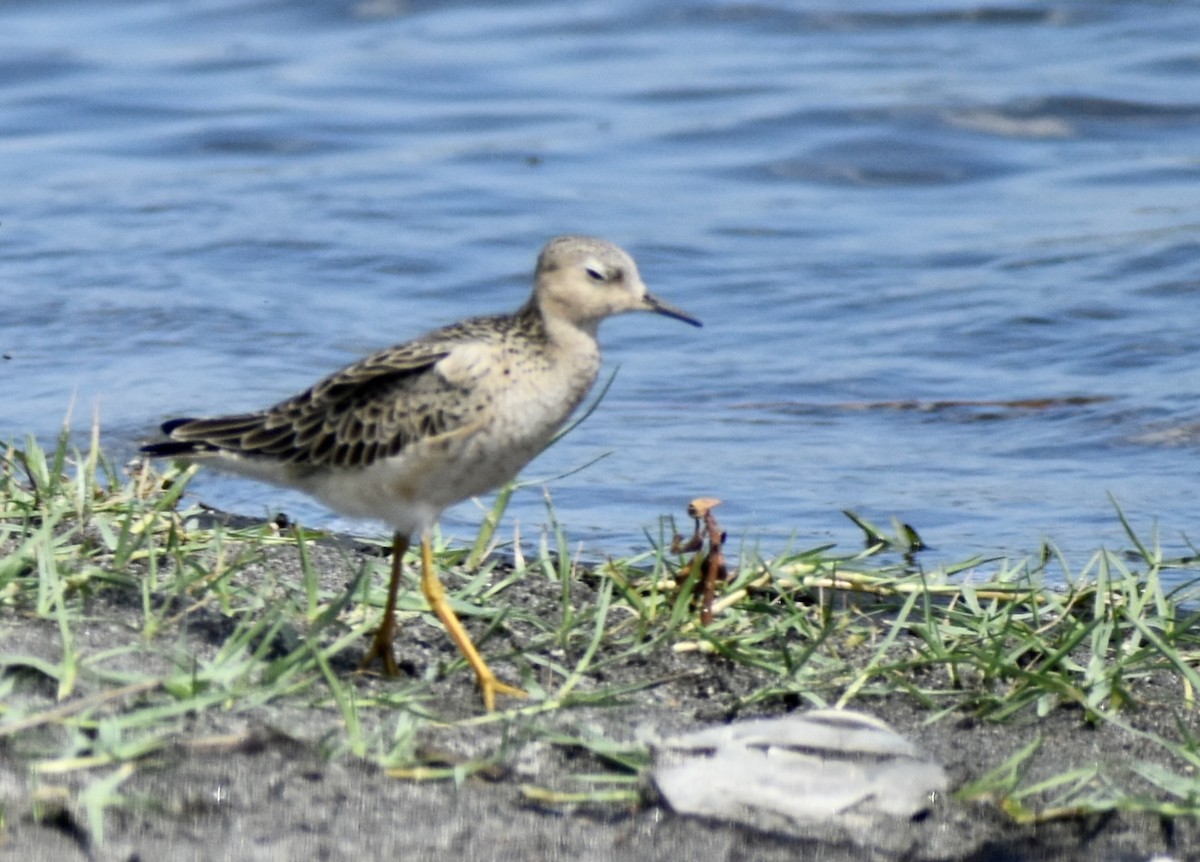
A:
359 532 407 676
418 533 526 711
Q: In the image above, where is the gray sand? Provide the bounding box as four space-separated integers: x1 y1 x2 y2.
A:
2 534 1195 862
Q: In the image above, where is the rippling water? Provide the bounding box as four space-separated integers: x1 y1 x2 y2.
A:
3 1 1200 577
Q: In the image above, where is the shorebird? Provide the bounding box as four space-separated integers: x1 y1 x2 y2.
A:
141 235 702 710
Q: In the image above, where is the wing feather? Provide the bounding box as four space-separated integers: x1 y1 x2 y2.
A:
144 311 522 469
154 347 453 467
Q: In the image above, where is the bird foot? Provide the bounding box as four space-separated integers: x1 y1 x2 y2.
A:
358 627 400 677
478 673 527 712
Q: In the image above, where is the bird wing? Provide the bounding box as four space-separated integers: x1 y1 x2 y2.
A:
154 339 475 469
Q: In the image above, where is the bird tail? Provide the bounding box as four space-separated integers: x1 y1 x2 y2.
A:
140 415 262 459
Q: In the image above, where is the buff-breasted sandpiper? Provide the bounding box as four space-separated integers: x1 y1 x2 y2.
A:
141 235 702 710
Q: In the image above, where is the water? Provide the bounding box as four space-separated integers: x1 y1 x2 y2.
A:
3 0 1200 577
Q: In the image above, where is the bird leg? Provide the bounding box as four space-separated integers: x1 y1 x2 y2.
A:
418 532 527 711
359 532 408 676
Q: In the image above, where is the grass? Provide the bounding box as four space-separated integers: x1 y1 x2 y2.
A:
3 422 1200 848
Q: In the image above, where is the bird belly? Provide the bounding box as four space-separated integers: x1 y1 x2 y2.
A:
295 427 548 536
299 348 596 534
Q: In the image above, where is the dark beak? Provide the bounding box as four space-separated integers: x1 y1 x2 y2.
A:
643 292 702 327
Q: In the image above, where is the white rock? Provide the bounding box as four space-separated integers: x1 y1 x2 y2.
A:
650 710 947 830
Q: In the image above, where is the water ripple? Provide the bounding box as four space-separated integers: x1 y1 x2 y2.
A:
3 0 1200 569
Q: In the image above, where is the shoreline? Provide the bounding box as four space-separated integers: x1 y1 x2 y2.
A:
1 436 1198 861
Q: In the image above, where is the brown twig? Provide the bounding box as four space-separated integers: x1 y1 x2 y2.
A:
671 498 729 625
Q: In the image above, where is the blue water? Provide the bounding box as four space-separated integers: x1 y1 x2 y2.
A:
3 0 1200 576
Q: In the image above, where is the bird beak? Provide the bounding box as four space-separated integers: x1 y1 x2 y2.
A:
642 292 702 327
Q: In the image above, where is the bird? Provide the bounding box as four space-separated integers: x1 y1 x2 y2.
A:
141 235 702 710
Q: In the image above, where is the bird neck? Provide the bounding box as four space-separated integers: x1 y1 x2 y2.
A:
518 298 602 350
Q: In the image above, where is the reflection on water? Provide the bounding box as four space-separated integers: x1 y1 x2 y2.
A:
2 0 1200 578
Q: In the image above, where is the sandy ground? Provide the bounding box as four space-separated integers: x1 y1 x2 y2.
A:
2 534 1196 862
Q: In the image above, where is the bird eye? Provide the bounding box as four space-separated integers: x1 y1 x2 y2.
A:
585 267 605 282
